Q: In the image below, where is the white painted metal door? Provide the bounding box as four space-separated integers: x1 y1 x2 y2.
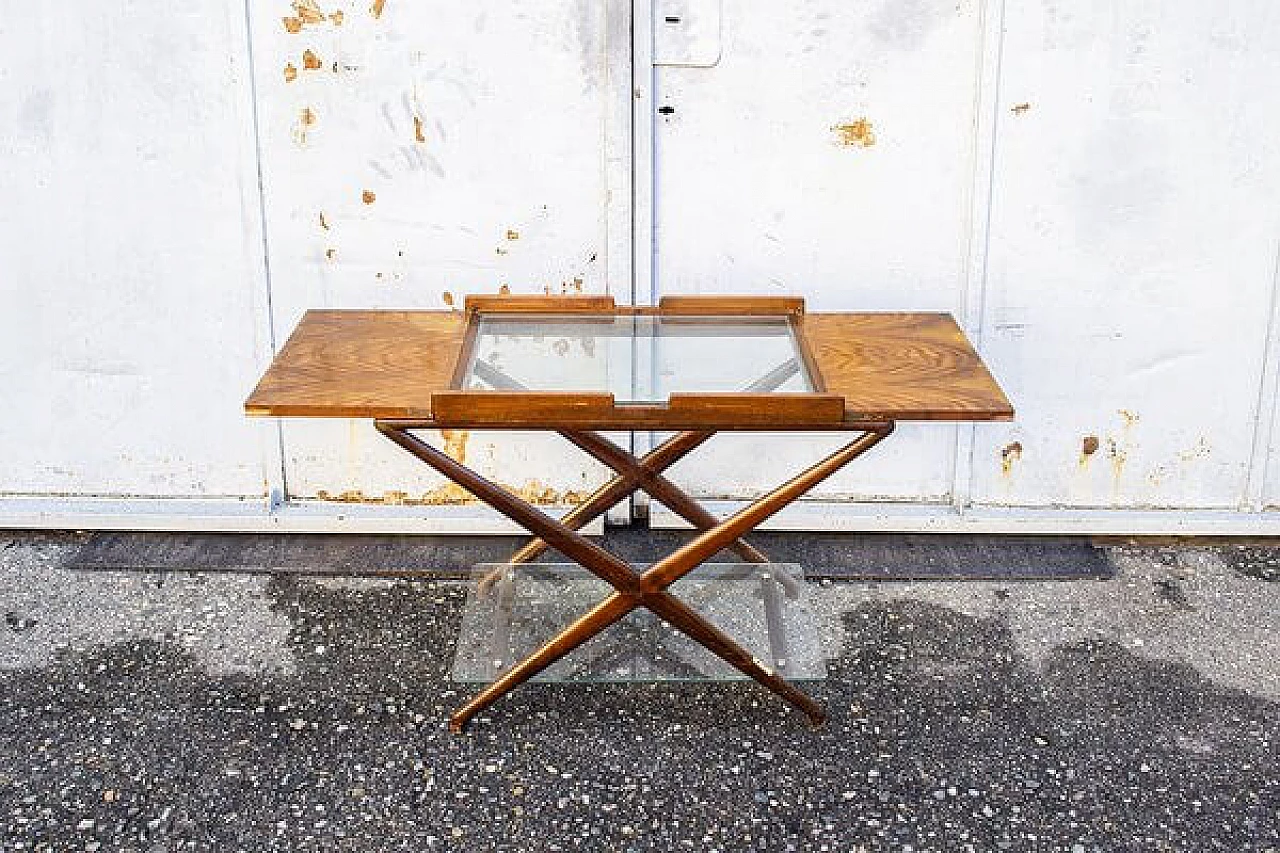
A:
0 5 270 511
251 0 632 523
4 1 1279 535
647 0 1280 530
649 0 984 509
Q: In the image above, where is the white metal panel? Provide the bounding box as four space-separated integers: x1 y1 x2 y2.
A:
248 0 628 507
650 0 985 501
972 0 1280 510
0 3 270 498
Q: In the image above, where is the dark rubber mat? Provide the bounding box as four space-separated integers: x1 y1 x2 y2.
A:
56 530 1112 580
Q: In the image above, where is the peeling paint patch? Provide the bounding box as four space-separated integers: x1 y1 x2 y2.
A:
371 0 387 19
283 63 298 83
361 190 376 205
442 291 455 308
506 229 520 240
552 339 570 357
324 248 336 260
1011 102 1031 115
832 118 876 148
315 482 588 507
1081 435 1100 458
284 1 340 33
413 115 426 143
302 49 323 71
1106 437 1128 480
293 107 318 146
498 284 511 295
440 430 469 464
294 0 326 25
1000 441 1023 476
319 212 330 230
542 278 586 296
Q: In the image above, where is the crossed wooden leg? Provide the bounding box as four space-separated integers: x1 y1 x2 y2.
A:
486 429 795 594
375 421 894 732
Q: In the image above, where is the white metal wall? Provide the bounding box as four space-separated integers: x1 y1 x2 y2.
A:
0 4 269 500
2 1 1278 534
249 0 628 517
648 0 1280 533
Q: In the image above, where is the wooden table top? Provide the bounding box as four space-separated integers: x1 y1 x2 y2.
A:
245 298 1012 428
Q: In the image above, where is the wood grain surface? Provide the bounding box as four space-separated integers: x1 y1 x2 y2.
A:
244 310 466 418
800 312 1013 421
656 295 805 315
463 294 616 313
245 309 1012 424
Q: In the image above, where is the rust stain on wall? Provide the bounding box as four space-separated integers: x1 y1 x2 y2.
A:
361 190 376 205
413 115 426 143
371 0 387 19
284 1 339 32
1106 437 1127 480
283 63 298 83
441 430 470 464
315 482 588 507
294 0 326 24
1000 441 1023 476
542 278 586 296
302 49 323 70
832 118 876 148
442 291 455 308
1118 409 1140 429
293 107 318 145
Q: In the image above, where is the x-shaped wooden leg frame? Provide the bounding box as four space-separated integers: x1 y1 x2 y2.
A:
375 420 894 732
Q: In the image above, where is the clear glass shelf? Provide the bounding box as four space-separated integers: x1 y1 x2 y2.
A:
451 563 825 683
460 314 813 402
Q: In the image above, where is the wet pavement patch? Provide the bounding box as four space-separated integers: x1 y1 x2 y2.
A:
1 576 1276 852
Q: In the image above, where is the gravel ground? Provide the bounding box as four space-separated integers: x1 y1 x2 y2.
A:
1 537 1277 852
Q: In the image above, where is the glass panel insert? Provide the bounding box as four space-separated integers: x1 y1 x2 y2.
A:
451 563 826 683
460 313 813 403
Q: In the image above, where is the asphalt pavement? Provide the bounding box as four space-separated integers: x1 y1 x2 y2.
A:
1 534 1276 852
